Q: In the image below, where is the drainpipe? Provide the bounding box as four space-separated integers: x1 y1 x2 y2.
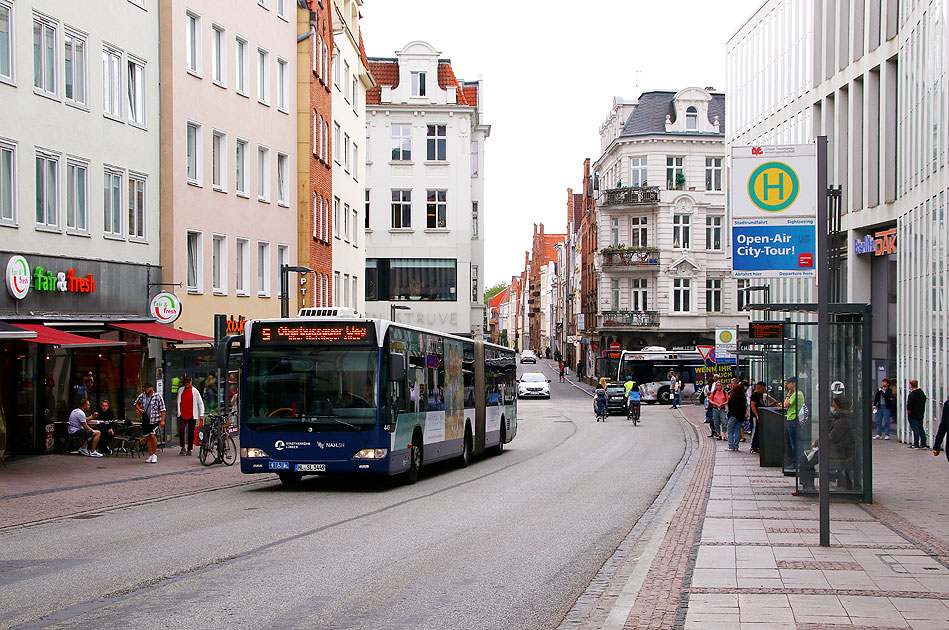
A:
297 0 316 43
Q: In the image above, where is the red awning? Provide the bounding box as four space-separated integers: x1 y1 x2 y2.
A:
12 323 127 348
109 322 213 343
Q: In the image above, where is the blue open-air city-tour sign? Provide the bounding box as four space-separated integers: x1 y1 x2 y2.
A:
730 144 818 278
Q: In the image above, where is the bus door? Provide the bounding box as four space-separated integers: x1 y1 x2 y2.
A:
474 343 485 453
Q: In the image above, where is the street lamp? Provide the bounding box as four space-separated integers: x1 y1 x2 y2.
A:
280 264 314 318
390 304 410 322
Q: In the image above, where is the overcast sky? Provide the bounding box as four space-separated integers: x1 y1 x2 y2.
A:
360 0 764 288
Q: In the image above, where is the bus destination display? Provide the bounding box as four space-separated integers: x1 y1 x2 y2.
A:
252 322 375 345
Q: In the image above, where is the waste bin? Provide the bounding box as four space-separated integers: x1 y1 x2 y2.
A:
758 407 785 467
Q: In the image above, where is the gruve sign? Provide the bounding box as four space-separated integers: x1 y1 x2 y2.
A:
731 144 818 278
5 255 97 300
150 292 182 324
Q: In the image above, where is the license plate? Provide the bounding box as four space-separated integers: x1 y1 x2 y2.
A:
268 461 290 470
295 463 326 472
227 425 239 434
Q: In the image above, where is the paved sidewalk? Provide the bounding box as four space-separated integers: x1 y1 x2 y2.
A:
0 440 252 529
616 403 949 630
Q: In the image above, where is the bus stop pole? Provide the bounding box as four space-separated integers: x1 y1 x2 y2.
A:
817 136 831 547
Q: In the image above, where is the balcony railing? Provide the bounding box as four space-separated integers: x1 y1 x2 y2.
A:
600 248 660 267
599 186 660 206
599 310 660 328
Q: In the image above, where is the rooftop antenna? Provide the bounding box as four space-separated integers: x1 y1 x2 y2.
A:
634 68 641 97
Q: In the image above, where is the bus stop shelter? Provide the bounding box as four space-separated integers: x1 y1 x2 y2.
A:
739 303 873 504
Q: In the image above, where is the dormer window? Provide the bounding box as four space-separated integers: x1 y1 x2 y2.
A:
686 106 698 130
411 71 426 97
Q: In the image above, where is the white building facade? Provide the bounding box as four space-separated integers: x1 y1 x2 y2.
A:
727 0 948 441
593 89 747 351
330 0 370 315
364 41 488 336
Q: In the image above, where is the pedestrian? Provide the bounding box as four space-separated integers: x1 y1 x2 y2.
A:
134 383 166 464
726 382 747 451
559 360 565 383
669 371 680 409
872 378 895 440
176 376 205 456
701 374 718 426
781 377 804 467
708 380 728 439
748 381 776 454
906 379 928 449
67 398 103 457
96 399 116 455
577 359 583 382
933 395 949 461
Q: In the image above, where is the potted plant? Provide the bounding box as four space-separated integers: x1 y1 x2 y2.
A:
675 172 686 190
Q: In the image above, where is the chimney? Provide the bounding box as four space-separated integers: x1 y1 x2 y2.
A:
533 223 537 236
539 223 544 235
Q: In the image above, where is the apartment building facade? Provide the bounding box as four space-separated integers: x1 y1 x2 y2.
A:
159 0 298 336
364 41 488 336
592 89 747 354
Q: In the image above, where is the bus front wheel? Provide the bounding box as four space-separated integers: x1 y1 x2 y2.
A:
657 387 672 405
490 423 505 456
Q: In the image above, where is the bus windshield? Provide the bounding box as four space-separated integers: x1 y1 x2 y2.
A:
245 347 378 431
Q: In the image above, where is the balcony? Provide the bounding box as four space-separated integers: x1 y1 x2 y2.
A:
599 186 660 207
600 247 660 268
598 310 660 328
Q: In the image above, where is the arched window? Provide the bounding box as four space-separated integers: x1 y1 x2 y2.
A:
686 106 698 130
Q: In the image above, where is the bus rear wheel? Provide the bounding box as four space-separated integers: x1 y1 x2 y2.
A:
278 472 302 486
490 423 505 456
458 426 472 468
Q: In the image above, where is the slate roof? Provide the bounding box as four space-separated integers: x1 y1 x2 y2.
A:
620 91 726 137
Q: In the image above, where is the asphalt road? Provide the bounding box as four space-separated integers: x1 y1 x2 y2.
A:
1 360 685 630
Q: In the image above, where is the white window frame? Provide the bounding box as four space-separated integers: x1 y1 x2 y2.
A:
672 278 692 313
185 11 201 77
426 124 446 161
391 189 411 229
630 216 648 247
629 156 647 188
333 123 341 164
276 152 288 206
352 275 357 307
186 230 204 293
276 57 288 112
332 48 339 88
411 71 426 97
312 192 319 239
235 237 250 296
471 141 479 176
334 271 340 305
211 24 226 87
128 173 146 241
343 273 350 307
257 0 270 9
426 189 447 229
351 76 357 111
102 46 122 120
235 137 248 197
257 145 270 202
256 240 271 297
235 36 248 96
343 60 350 102
64 158 89 235
314 34 321 77
102 167 123 237
391 123 411 161
352 143 358 181
471 201 478 238
706 215 723 251
34 151 60 231
277 245 289 288
333 197 341 238
352 207 358 246
0 140 16 226
277 0 288 21
705 278 723 312
672 213 690 249
666 155 684 189
32 14 58 98
212 129 227 192
212 233 227 294
127 55 146 128
322 196 329 241
0 1 14 86
64 27 87 108
312 110 318 156
630 278 648 312
343 133 350 172
257 47 270 105
705 156 723 191
343 202 350 242
186 121 202 185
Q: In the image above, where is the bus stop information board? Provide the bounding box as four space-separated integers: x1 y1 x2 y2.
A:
252 322 376 346
731 144 818 278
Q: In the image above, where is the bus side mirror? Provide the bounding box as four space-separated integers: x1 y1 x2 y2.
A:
389 354 406 382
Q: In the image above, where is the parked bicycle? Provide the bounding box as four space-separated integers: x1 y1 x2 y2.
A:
198 413 237 467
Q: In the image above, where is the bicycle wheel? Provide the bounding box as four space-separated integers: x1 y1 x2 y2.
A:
199 433 218 466
222 435 237 466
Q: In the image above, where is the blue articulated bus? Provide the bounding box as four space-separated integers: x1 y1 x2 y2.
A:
219 311 517 485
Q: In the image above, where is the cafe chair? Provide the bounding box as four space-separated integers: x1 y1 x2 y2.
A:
112 423 142 458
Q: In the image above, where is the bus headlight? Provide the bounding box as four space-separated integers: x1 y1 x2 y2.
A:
242 447 270 458
353 448 388 459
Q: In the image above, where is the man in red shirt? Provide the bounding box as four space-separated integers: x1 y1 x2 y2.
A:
176 376 205 455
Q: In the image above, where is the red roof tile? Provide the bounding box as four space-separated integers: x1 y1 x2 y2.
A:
366 58 398 104
489 287 509 309
462 82 479 108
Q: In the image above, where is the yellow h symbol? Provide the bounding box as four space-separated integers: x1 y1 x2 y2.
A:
762 172 784 201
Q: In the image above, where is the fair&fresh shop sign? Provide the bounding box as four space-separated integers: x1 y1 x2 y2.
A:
5 255 97 300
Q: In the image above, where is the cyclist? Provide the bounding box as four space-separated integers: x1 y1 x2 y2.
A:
624 376 641 422
594 380 609 422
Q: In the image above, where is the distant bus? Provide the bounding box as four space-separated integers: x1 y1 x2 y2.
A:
616 347 743 404
220 311 518 485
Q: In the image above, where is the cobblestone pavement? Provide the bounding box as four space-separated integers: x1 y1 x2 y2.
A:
0 440 258 529
613 403 949 630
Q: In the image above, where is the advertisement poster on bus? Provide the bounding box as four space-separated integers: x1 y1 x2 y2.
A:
444 340 464 441
730 144 818 278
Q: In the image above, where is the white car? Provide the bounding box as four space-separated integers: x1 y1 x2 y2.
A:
518 372 550 398
520 350 537 364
